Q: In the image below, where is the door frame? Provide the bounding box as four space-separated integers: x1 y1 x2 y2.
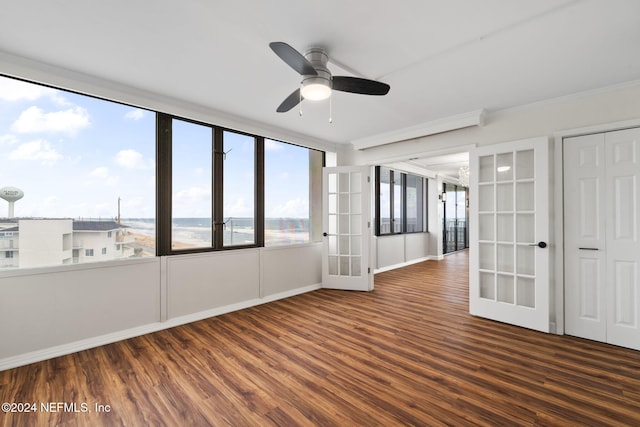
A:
553 118 640 336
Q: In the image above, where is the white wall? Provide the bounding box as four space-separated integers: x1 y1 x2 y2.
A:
0 244 322 370
374 233 432 272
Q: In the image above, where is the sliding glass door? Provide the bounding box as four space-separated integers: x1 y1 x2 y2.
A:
443 183 469 254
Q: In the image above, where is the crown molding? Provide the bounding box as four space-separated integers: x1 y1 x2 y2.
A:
351 109 486 150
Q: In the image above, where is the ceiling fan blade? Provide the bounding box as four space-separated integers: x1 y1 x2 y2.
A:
332 76 390 96
269 42 317 76
276 88 303 112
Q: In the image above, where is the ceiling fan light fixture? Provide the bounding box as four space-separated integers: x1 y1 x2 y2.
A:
301 77 332 101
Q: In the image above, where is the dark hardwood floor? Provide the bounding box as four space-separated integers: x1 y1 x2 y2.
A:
2 250 640 426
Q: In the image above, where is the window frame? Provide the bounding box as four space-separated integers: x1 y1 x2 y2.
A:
375 166 427 236
157 113 322 256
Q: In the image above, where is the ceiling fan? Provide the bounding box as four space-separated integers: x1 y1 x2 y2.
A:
269 42 390 113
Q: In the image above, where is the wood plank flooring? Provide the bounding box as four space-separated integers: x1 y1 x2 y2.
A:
2 250 640 426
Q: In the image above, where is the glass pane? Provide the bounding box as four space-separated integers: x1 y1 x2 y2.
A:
339 173 349 192
480 272 495 299
479 243 495 270
328 235 338 255
516 149 534 179
0 75 157 268
497 244 514 273
351 237 361 256
351 193 362 215
339 193 349 213
517 277 535 308
339 235 350 255
351 257 361 276
172 119 212 250
223 131 255 246
517 245 535 275
497 214 514 242
328 214 337 235
478 185 494 212
479 155 494 183
265 139 318 246
350 172 361 192
339 256 350 276
406 174 424 232
496 152 513 181
328 256 338 275
328 194 337 214
497 183 513 211
516 214 535 243
378 167 391 234
479 213 494 241
516 182 534 211
328 173 337 193
351 214 362 235
497 275 514 303
339 214 349 234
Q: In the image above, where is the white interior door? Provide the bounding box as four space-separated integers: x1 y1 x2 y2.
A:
470 137 550 333
564 134 607 341
564 127 640 350
322 166 373 291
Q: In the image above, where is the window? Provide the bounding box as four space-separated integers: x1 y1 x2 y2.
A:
170 118 213 250
0 75 155 269
0 75 324 268
223 131 255 247
375 166 426 235
5 252 13 259
405 174 424 232
264 139 323 246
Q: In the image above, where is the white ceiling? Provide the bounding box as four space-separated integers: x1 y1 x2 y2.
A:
1 0 639 157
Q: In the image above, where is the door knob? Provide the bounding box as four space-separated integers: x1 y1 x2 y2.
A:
529 241 547 248
322 232 328 237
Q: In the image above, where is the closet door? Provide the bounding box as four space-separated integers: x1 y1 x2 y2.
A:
564 134 607 341
605 128 640 350
564 127 640 351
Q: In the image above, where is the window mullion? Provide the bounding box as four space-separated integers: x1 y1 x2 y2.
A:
255 137 265 247
156 113 172 256
213 127 224 249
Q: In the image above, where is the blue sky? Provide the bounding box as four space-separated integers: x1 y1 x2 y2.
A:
0 75 310 219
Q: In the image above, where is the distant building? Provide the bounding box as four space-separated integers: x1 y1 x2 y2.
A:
0 219 135 269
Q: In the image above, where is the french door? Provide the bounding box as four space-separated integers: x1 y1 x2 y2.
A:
564 127 640 350
322 166 373 291
470 137 550 333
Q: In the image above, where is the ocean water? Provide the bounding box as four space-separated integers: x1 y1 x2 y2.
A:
122 217 310 247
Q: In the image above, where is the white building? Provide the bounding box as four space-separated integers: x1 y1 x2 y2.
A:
0 219 135 269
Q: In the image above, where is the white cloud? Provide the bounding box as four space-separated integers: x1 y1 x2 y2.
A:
265 139 284 151
268 197 308 218
0 134 19 146
174 186 211 202
9 139 63 165
124 109 145 121
89 166 110 179
0 77 58 102
11 106 90 136
115 149 147 169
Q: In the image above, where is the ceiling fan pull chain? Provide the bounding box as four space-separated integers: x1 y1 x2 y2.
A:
299 84 303 117
329 94 333 124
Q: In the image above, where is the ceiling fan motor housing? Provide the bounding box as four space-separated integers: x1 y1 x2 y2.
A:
301 48 332 99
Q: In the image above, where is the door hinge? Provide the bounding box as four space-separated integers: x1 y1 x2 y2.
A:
368 221 370 228
368 267 371 274
367 176 370 183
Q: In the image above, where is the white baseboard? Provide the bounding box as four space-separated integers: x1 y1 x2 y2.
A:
0 283 321 372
